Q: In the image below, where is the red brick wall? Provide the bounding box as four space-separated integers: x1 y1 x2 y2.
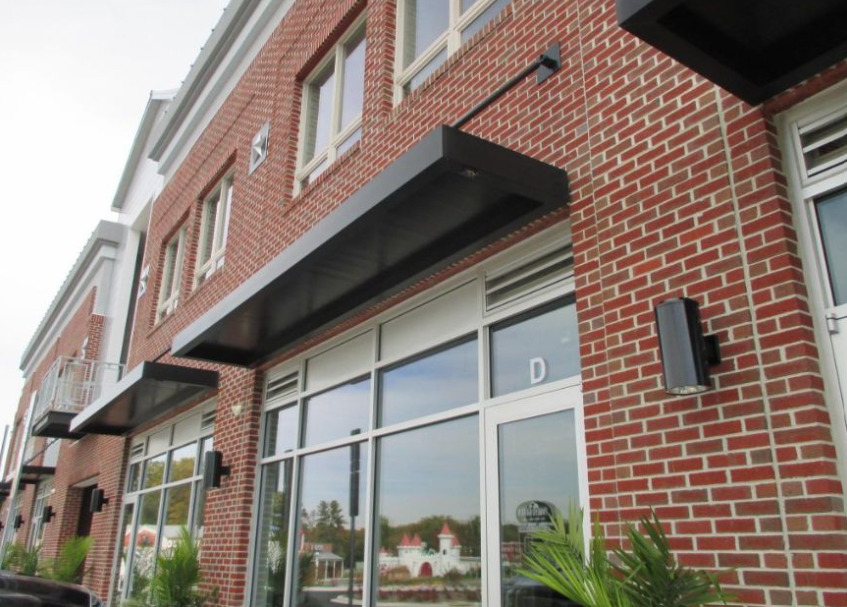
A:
115 0 847 606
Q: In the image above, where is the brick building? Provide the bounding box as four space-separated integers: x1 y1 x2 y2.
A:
3 0 847 606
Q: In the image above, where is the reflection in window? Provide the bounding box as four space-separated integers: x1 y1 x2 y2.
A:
142 454 166 489
264 404 298 457
253 460 294 607
498 410 579 606
402 0 449 67
490 298 579 396
115 504 134 599
168 444 196 483
815 187 847 305
293 443 369 607
130 490 161 598
303 378 370 447
374 416 481 606
379 337 478 427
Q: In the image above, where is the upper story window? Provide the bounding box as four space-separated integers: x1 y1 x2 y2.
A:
296 17 367 192
396 0 511 100
157 227 186 322
195 174 233 286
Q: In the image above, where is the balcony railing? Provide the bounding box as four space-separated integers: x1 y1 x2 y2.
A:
34 356 125 423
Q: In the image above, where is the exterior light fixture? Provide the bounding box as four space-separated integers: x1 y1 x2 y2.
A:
90 489 109 513
654 297 720 395
43 505 56 523
13 515 24 530
203 450 231 489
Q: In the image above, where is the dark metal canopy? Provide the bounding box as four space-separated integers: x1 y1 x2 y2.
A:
171 125 569 368
19 465 55 485
69 362 219 435
32 411 84 440
616 0 847 104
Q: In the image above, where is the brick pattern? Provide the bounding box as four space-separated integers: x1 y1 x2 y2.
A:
11 0 847 605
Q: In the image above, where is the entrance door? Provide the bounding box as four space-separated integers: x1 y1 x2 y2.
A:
484 388 585 607
811 188 847 421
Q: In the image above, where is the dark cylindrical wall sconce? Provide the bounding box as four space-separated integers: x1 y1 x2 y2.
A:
203 450 231 489
655 297 721 395
90 488 109 513
13 515 24 530
43 505 56 523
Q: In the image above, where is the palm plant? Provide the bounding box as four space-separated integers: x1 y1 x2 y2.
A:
519 507 730 607
41 535 92 584
2 542 41 576
124 527 216 607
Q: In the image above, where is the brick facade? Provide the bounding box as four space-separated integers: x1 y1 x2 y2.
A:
7 0 847 606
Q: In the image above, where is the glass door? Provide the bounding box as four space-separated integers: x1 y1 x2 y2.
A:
484 388 585 607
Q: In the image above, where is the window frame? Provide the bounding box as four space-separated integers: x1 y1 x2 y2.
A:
112 404 216 604
195 173 234 287
248 227 583 607
394 0 511 102
295 15 368 193
156 227 186 323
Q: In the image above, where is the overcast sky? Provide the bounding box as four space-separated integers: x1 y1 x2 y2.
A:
0 0 231 457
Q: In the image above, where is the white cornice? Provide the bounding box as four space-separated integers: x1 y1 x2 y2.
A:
149 0 293 177
20 221 127 374
111 89 176 212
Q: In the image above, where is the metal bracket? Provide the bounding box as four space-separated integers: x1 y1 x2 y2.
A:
536 43 561 84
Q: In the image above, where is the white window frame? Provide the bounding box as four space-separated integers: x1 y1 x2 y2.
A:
195 174 234 287
157 227 186 322
394 0 511 103
295 15 367 194
112 402 216 605
778 82 847 499
28 480 53 549
247 226 584 607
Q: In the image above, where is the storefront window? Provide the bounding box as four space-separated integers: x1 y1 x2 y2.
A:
490 297 579 396
254 243 581 607
373 416 481 605
303 378 370 447
379 337 478 427
292 443 369 606
119 407 215 603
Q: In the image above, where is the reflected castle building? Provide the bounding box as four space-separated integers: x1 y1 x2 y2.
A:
378 523 481 579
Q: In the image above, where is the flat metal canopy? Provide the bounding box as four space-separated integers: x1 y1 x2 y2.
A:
19 465 55 485
32 411 84 440
69 362 219 435
616 0 847 104
171 125 569 367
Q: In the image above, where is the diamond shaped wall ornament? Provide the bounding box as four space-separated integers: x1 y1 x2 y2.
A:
249 122 270 174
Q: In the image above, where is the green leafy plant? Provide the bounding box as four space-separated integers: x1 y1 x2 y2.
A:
2 543 41 576
124 527 216 607
615 512 728 607
519 507 730 607
41 535 92 584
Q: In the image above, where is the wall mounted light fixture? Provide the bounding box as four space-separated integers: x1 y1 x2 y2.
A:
655 297 721 395
203 450 231 489
13 515 23 530
90 488 109 513
43 505 56 524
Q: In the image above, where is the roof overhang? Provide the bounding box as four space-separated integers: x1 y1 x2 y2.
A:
616 0 847 104
19 466 55 485
31 411 84 441
172 125 569 368
69 362 219 435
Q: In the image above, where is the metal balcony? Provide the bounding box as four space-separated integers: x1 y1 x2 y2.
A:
31 356 125 439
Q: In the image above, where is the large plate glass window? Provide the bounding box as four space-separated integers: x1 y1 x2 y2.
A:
296 17 367 191
115 408 215 603
396 0 512 99
253 235 582 607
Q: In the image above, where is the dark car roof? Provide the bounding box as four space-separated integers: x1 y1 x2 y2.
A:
0 570 98 606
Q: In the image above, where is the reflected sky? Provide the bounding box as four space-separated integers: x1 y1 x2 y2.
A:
377 416 479 525
265 403 298 457
299 442 369 528
303 378 370 447
816 188 847 305
491 300 579 396
380 338 478 427
498 409 579 525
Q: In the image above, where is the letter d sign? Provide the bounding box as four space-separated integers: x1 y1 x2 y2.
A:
529 357 548 385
